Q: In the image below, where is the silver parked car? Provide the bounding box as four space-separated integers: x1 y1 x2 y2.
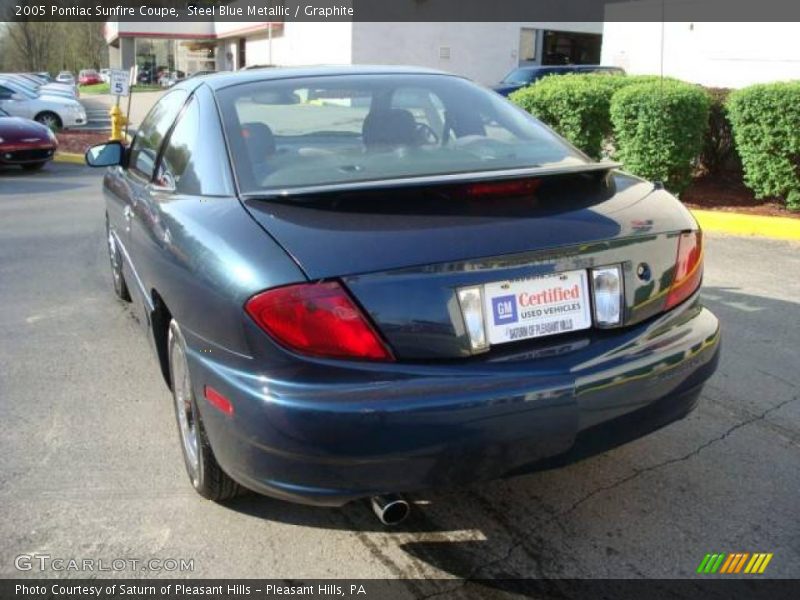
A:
0 77 86 129
55 71 75 86
2 73 77 100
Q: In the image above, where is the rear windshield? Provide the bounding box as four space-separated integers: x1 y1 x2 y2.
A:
216 74 586 194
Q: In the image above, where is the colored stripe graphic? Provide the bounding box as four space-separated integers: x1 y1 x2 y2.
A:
719 554 736 573
722 553 740 574
745 554 760 573
711 554 725 573
697 554 712 573
696 554 711 573
699 552 774 575
758 554 774 573
734 553 749 573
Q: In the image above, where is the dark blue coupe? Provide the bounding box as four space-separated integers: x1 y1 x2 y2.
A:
86 66 719 525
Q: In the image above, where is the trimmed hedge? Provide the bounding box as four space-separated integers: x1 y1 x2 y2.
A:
509 74 616 159
609 80 709 192
727 82 800 210
510 73 688 161
511 73 800 204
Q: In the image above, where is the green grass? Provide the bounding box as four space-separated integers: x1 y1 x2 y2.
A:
79 83 162 95
79 83 109 94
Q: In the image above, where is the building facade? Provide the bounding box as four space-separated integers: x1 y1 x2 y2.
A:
602 2 800 87
105 21 603 86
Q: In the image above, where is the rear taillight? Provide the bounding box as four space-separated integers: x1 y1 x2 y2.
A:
245 282 394 361
665 230 703 310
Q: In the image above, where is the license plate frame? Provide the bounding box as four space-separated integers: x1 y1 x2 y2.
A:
483 270 592 345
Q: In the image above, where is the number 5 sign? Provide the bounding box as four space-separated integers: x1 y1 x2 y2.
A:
110 69 130 97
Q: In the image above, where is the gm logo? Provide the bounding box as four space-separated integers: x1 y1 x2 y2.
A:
492 295 518 325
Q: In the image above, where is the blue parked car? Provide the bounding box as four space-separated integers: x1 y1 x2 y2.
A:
493 65 626 97
85 66 718 525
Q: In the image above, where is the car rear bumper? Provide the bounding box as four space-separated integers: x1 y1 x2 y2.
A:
186 296 720 506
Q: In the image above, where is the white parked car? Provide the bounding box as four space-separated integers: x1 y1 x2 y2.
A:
0 77 87 129
56 71 75 86
100 69 111 83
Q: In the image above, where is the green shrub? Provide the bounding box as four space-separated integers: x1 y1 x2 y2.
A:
509 74 613 158
509 73 684 159
700 88 739 175
610 80 710 192
726 82 800 210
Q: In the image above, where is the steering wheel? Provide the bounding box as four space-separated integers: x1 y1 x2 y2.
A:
415 122 439 145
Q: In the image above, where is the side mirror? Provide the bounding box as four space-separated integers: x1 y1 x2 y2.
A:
85 141 124 167
10 93 25 101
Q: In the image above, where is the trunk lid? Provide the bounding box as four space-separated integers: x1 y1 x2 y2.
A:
242 171 697 359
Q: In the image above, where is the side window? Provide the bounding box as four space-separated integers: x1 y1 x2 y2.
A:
0 85 12 99
155 87 233 196
128 90 188 180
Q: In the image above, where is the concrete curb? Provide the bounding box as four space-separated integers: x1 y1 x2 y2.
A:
53 152 85 165
54 133 132 166
692 209 800 242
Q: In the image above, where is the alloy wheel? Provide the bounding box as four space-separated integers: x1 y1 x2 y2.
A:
36 114 59 129
170 335 200 485
107 231 122 292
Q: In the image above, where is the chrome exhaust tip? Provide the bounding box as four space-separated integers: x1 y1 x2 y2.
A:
370 494 410 526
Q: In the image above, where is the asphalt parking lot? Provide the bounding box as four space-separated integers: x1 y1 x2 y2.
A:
1 163 798 586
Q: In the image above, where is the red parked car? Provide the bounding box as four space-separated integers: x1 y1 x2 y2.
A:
78 69 102 86
0 108 58 170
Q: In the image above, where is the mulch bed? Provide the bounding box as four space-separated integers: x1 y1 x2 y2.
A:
681 171 799 219
56 131 116 155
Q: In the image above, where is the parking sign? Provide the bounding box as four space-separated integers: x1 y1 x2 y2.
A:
110 69 130 97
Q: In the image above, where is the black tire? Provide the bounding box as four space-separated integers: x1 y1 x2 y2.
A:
22 162 47 171
168 319 242 501
34 111 62 131
106 218 130 301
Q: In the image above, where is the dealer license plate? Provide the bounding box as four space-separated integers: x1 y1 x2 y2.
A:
483 270 592 345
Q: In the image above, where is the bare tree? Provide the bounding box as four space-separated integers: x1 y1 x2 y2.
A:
6 21 59 71
69 22 108 71
0 21 108 73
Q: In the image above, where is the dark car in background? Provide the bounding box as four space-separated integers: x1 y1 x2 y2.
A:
137 66 155 84
493 65 626 97
85 66 718 525
0 107 57 170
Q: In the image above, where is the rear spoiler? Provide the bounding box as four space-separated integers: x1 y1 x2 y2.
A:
241 161 622 200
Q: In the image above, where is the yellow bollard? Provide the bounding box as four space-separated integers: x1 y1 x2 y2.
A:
109 104 127 142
